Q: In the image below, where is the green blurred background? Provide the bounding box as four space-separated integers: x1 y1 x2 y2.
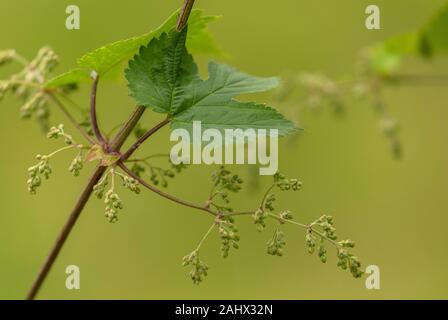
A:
1 0 448 299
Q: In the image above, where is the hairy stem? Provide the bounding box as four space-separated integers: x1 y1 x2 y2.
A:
47 93 96 145
89 73 106 145
26 165 106 300
196 223 216 252
177 0 196 31
109 106 146 151
26 0 198 299
267 213 340 247
26 106 146 300
125 153 170 162
118 161 217 216
121 118 171 161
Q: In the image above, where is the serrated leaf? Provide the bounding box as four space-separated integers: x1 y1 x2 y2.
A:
126 28 298 137
126 27 199 114
77 9 220 76
172 100 298 137
44 9 221 89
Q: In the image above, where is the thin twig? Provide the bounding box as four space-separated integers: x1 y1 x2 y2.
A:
125 153 170 163
47 93 96 145
89 73 106 145
120 118 171 161
118 161 217 217
109 106 146 151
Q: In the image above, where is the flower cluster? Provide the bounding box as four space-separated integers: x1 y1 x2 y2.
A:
274 172 302 191
253 208 268 232
27 125 83 193
93 175 109 199
104 190 123 223
69 155 83 177
304 215 362 278
212 166 244 193
182 250 209 285
337 249 363 278
208 166 244 213
267 229 286 256
0 47 62 131
217 217 240 258
312 215 337 240
129 157 187 188
93 170 141 223
27 155 52 194
149 166 175 187
47 124 74 145
119 174 141 194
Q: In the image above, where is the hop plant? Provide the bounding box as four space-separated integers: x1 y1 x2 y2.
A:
93 170 141 223
104 190 123 223
10 4 369 296
20 92 48 120
26 124 84 193
313 215 337 240
267 229 286 256
212 166 244 193
279 210 293 221
127 156 185 188
0 47 71 132
253 208 268 232
317 240 327 263
305 230 317 254
217 217 240 258
264 193 276 211
207 166 244 215
93 176 109 199
302 215 362 278
119 175 141 194
27 155 52 194
47 124 74 145
337 249 363 278
274 172 302 191
182 250 209 285
69 155 83 177
149 166 175 188
131 163 145 177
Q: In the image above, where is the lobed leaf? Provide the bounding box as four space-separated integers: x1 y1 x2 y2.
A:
126 28 298 137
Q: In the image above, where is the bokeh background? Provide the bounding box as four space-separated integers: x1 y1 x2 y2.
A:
1 0 448 300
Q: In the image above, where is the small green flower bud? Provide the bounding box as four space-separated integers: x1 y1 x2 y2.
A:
267 229 286 257
69 155 83 177
182 250 209 285
279 210 293 221
0 49 16 66
217 217 240 258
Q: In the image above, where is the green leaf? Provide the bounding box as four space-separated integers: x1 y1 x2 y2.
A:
126 27 199 114
44 9 221 89
172 101 298 137
376 3 448 60
44 68 90 89
126 28 298 137
419 3 448 56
